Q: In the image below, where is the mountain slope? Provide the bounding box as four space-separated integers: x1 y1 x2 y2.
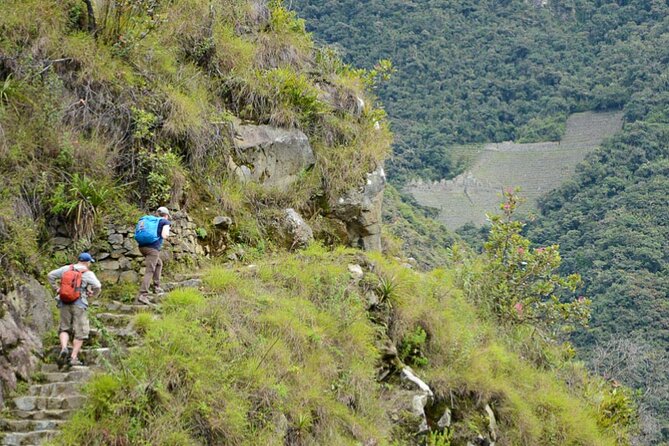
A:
51 246 633 446
292 1 669 442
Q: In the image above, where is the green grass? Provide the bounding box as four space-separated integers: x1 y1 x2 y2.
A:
52 250 632 445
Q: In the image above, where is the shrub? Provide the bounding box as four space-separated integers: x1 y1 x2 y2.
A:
476 189 590 336
49 174 118 239
203 267 238 292
161 288 205 313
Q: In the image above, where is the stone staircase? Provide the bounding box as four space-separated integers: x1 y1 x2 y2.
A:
0 277 201 446
0 365 91 445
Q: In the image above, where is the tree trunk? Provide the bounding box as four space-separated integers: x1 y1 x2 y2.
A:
83 0 97 34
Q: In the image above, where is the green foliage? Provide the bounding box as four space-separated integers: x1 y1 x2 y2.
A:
136 146 189 209
161 288 205 313
100 281 139 303
528 119 669 441
97 0 165 57
203 266 238 292
48 174 118 239
517 115 567 143
426 430 452 446
382 185 456 269
398 326 428 368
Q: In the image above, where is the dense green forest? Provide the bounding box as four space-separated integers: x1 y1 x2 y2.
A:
292 0 669 443
292 0 668 181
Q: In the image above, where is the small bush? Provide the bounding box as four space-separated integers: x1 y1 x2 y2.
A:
203 267 238 292
162 288 205 313
132 312 155 335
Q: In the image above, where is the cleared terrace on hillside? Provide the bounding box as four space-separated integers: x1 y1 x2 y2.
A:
406 111 623 229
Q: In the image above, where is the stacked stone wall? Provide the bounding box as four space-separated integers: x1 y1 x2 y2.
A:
52 211 204 284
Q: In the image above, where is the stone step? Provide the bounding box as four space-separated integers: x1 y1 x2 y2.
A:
12 395 86 411
28 382 81 398
42 368 92 383
10 409 73 421
1 429 58 445
0 418 64 433
88 327 138 347
163 278 203 292
40 364 89 374
102 301 155 314
92 312 131 327
80 347 113 365
173 272 205 281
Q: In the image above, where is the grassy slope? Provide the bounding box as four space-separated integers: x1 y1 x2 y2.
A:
0 1 637 444
52 245 627 445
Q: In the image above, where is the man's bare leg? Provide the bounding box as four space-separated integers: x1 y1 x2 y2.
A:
71 339 84 362
59 331 69 351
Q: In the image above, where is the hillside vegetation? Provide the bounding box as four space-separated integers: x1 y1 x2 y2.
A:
0 0 648 445
293 1 669 442
51 237 635 445
0 0 390 284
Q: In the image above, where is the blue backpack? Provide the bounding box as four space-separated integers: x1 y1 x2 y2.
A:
135 215 161 245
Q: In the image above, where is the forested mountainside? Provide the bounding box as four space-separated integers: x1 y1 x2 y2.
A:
292 0 669 182
0 1 640 445
527 97 669 444
292 0 669 443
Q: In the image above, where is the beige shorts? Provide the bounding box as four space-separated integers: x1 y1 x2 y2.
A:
59 304 90 340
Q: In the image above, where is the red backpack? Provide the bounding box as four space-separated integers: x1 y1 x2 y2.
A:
59 265 87 303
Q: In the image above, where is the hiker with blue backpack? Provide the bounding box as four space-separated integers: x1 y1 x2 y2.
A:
47 253 102 367
135 206 172 305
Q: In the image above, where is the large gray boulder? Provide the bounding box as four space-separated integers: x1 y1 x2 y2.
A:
332 165 386 251
228 124 316 190
5 277 53 335
0 297 42 408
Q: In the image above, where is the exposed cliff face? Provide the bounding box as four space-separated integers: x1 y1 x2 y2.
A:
333 165 386 251
229 123 316 190
0 277 52 408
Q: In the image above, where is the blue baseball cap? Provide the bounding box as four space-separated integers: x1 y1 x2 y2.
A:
78 252 95 263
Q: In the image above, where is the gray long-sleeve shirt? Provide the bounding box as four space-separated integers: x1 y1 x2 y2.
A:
47 263 102 309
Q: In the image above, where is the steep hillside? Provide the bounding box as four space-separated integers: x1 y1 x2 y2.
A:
0 0 641 445
0 0 390 416
528 110 669 444
50 242 634 446
292 1 669 442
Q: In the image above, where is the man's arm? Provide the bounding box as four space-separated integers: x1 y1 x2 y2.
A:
161 223 171 240
83 271 102 298
47 266 67 290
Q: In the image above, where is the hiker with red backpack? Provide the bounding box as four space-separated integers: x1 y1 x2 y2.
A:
47 252 102 367
135 206 171 305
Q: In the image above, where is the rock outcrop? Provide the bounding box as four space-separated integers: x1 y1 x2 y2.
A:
332 165 386 251
274 209 314 250
229 124 316 190
0 297 42 409
0 277 53 408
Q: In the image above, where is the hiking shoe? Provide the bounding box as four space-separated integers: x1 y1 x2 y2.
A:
153 286 166 295
137 294 152 305
68 357 84 367
57 348 69 367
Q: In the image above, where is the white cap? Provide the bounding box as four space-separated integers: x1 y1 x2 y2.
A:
157 206 170 216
